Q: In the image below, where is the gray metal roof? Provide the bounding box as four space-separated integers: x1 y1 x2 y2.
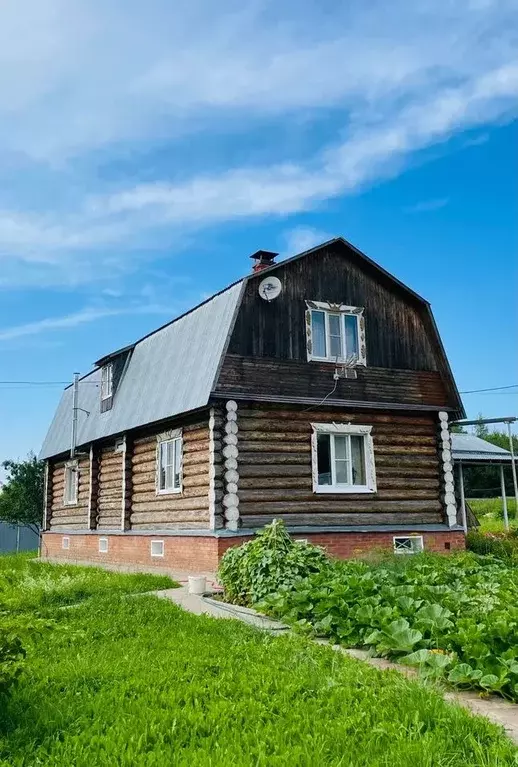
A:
452 433 513 464
40 281 243 459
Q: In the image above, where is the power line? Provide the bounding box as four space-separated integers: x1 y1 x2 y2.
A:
460 384 518 394
0 380 98 386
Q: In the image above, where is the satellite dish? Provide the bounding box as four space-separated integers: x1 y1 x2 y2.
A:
258 276 282 301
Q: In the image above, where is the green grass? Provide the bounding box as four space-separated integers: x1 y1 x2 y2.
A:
470 498 518 533
0 552 177 614
0 558 516 765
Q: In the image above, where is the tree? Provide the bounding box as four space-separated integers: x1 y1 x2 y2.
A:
0 454 44 534
474 413 489 439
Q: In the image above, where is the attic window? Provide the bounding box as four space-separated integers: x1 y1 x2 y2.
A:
101 363 113 401
305 301 366 365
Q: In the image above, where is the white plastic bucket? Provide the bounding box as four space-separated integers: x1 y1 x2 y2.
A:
188 576 207 595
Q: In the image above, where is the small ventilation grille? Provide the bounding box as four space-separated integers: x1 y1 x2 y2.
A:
150 540 164 558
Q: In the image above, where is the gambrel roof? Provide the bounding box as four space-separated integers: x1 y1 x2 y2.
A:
40 237 464 459
40 281 243 458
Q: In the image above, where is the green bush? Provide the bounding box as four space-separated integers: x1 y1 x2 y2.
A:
467 529 518 563
218 520 328 606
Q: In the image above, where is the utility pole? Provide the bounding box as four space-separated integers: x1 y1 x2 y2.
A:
507 420 518 514
70 372 80 459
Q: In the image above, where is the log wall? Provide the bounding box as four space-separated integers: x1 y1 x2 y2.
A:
49 455 89 530
130 418 212 530
236 403 445 527
97 444 123 530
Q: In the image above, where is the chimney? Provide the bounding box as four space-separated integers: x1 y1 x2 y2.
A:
250 250 278 273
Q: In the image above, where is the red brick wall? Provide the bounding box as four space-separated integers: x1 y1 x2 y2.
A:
41 532 220 573
217 531 465 559
42 529 465 574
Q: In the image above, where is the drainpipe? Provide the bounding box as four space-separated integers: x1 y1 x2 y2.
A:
70 372 79 459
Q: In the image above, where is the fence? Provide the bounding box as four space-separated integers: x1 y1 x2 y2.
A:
0 522 40 553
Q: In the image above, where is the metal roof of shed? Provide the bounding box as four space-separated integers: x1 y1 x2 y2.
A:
452 433 513 464
40 281 243 459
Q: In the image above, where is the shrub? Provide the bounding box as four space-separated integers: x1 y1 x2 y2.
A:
218 520 328 606
467 529 518 563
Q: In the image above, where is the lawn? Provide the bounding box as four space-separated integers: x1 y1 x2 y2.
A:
470 498 518 533
0 556 516 765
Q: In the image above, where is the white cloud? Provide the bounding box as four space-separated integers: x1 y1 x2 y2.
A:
99 62 518 222
0 0 515 286
404 198 449 214
282 226 333 256
0 303 172 342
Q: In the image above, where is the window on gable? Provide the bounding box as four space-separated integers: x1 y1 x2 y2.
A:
101 363 113 401
157 434 182 494
63 462 78 505
306 302 365 364
311 424 376 494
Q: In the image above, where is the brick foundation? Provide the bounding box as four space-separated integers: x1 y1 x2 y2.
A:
41 529 465 574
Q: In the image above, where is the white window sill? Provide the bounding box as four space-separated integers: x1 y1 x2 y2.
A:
63 501 79 506
314 486 376 494
156 487 182 496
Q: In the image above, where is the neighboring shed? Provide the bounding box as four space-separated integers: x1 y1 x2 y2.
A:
452 434 514 531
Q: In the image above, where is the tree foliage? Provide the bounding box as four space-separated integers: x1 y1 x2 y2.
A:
0 454 44 533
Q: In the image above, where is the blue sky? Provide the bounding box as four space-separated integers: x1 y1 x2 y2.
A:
0 0 517 464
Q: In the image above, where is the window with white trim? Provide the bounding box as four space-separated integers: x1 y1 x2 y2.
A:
311 424 376 494
63 462 78 505
62 536 70 550
156 432 182 494
151 540 164 557
306 302 365 364
101 363 113 401
393 536 424 555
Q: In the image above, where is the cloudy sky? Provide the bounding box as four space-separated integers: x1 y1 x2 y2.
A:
0 0 517 461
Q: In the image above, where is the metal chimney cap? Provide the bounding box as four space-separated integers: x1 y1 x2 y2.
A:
249 250 278 262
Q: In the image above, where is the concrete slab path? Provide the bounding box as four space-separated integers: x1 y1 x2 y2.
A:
152 585 518 746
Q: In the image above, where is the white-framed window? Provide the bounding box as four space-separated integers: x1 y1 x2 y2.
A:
151 540 164 558
63 461 78 506
99 537 109 553
156 429 182 494
62 536 70 550
393 536 424 555
101 363 113 401
305 301 366 365
311 423 376 494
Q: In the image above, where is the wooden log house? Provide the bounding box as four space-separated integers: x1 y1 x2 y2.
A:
40 238 466 572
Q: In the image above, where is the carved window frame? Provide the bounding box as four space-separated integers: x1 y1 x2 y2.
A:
310 423 376 494
156 428 183 495
63 460 79 506
305 300 366 365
